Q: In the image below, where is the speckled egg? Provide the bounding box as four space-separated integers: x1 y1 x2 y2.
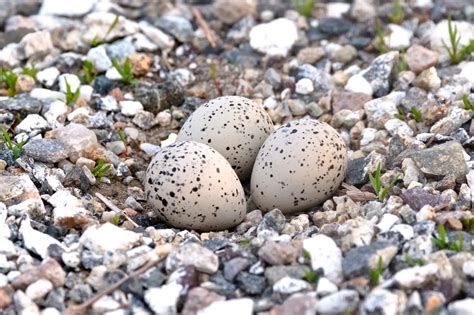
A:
250 119 348 214
145 141 246 231
177 96 273 181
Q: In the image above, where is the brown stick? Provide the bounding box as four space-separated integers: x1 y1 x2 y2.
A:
64 244 173 315
95 192 139 228
191 6 217 48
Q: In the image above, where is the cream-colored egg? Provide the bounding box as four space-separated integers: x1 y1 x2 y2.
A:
145 141 246 231
177 96 273 181
251 118 348 214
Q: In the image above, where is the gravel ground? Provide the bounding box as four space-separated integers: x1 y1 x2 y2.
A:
0 0 474 314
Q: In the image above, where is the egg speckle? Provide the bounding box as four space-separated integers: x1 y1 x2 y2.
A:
250 118 348 213
145 141 246 231
177 96 273 181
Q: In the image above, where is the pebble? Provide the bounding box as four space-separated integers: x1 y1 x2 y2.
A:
182 287 225 315
392 263 439 289
79 223 141 255
15 114 48 133
39 0 97 16
249 18 298 57
269 294 317 315
20 30 54 59
295 78 314 95
317 289 360 314
364 91 405 129
409 141 468 182
385 24 413 50
138 21 175 50
258 241 300 265
26 279 53 301
23 139 67 163
144 283 182 315
303 235 343 284
46 123 98 162
86 46 112 72
1 174 45 217
213 0 256 25
318 17 352 35
166 242 218 274
273 276 311 294
155 15 193 43
413 67 441 91
362 289 406 314
198 298 254 315
406 44 438 74
120 100 143 116
360 51 399 97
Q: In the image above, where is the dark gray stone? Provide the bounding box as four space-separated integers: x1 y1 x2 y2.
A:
264 265 310 285
362 52 398 97
63 165 91 193
401 187 451 211
345 157 370 185
155 15 193 42
134 81 184 114
224 257 251 281
93 76 117 96
342 241 397 278
106 39 136 62
23 139 68 163
409 141 469 182
318 18 352 35
235 272 266 295
0 94 42 114
258 208 286 234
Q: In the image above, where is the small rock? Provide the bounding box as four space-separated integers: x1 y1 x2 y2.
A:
23 139 67 163
0 173 45 217
58 74 81 94
26 279 53 301
362 289 406 314
144 282 182 315
257 208 286 234
273 276 311 294
295 78 314 95
155 15 193 43
15 74 35 93
269 294 317 315
361 51 399 97
36 67 60 88
0 94 42 114
20 30 54 58
401 187 451 211
86 46 112 72
139 21 175 50
134 81 184 114
80 223 141 255
303 234 343 284
15 114 47 133
182 287 225 315
120 100 143 116
11 257 65 289
258 241 300 265
235 272 266 295
332 92 371 114
317 289 359 314
166 242 218 274
413 67 441 91
318 17 352 35
385 24 413 50
198 298 254 315
213 0 256 25
406 44 438 74
46 123 98 162
392 263 439 289
249 18 298 57
40 0 97 16
316 277 338 296
409 141 468 182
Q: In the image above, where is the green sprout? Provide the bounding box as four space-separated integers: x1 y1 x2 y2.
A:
111 213 121 225
112 58 139 85
404 254 425 267
374 21 390 54
462 217 474 233
388 1 405 25
394 106 406 121
208 63 223 96
91 15 120 47
0 68 18 97
81 60 97 85
238 238 252 247
462 95 474 110
442 16 474 65
369 164 400 202
1 128 26 160
91 159 111 180
397 49 408 73
21 66 37 79
64 78 80 106
410 107 423 123
432 224 464 252
117 129 126 144
303 269 319 284
292 0 315 17
369 256 383 286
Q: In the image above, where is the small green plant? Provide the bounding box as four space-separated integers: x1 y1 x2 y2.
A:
81 60 97 85
21 65 37 79
64 78 80 106
369 164 400 202
388 1 405 24
462 95 474 110
374 21 390 53
404 254 425 266
369 256 383 286
238 238 252 247
303 269 319 284
209 63 223 96
91 15 120 47
92 159 111 180
111 213 121 225
410 107 423 123
112 58 139 85
292 0 315 17
0 68 18 97
432 224 464 252
462 217 474 233
442 16 474 64
117 129 126 144
1 128 26 160
397 50 408 73
394 106 406 121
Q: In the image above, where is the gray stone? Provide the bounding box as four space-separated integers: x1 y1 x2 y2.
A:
361 51 399 97
23 139 67 163
257 208 286 234
361 289 406 315
155 16 193 43
133 81 184 114
106 39 136 62
317 289 359 314
409 141 468 182
342 241 398 279
166 242 218 274
235 272 266 295
294 64 331 91
224 257 251 281
318 17 352 35
0 95 42 114
401 187 451 211
264 265 310 285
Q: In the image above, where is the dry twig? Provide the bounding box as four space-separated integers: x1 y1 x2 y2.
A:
342 183 377 202
95 192 139 228
191 6 217 48
64 244 173 315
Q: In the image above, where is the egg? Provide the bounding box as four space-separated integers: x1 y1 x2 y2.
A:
177 96 273 181
250 118 348 214
145 141 246 231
